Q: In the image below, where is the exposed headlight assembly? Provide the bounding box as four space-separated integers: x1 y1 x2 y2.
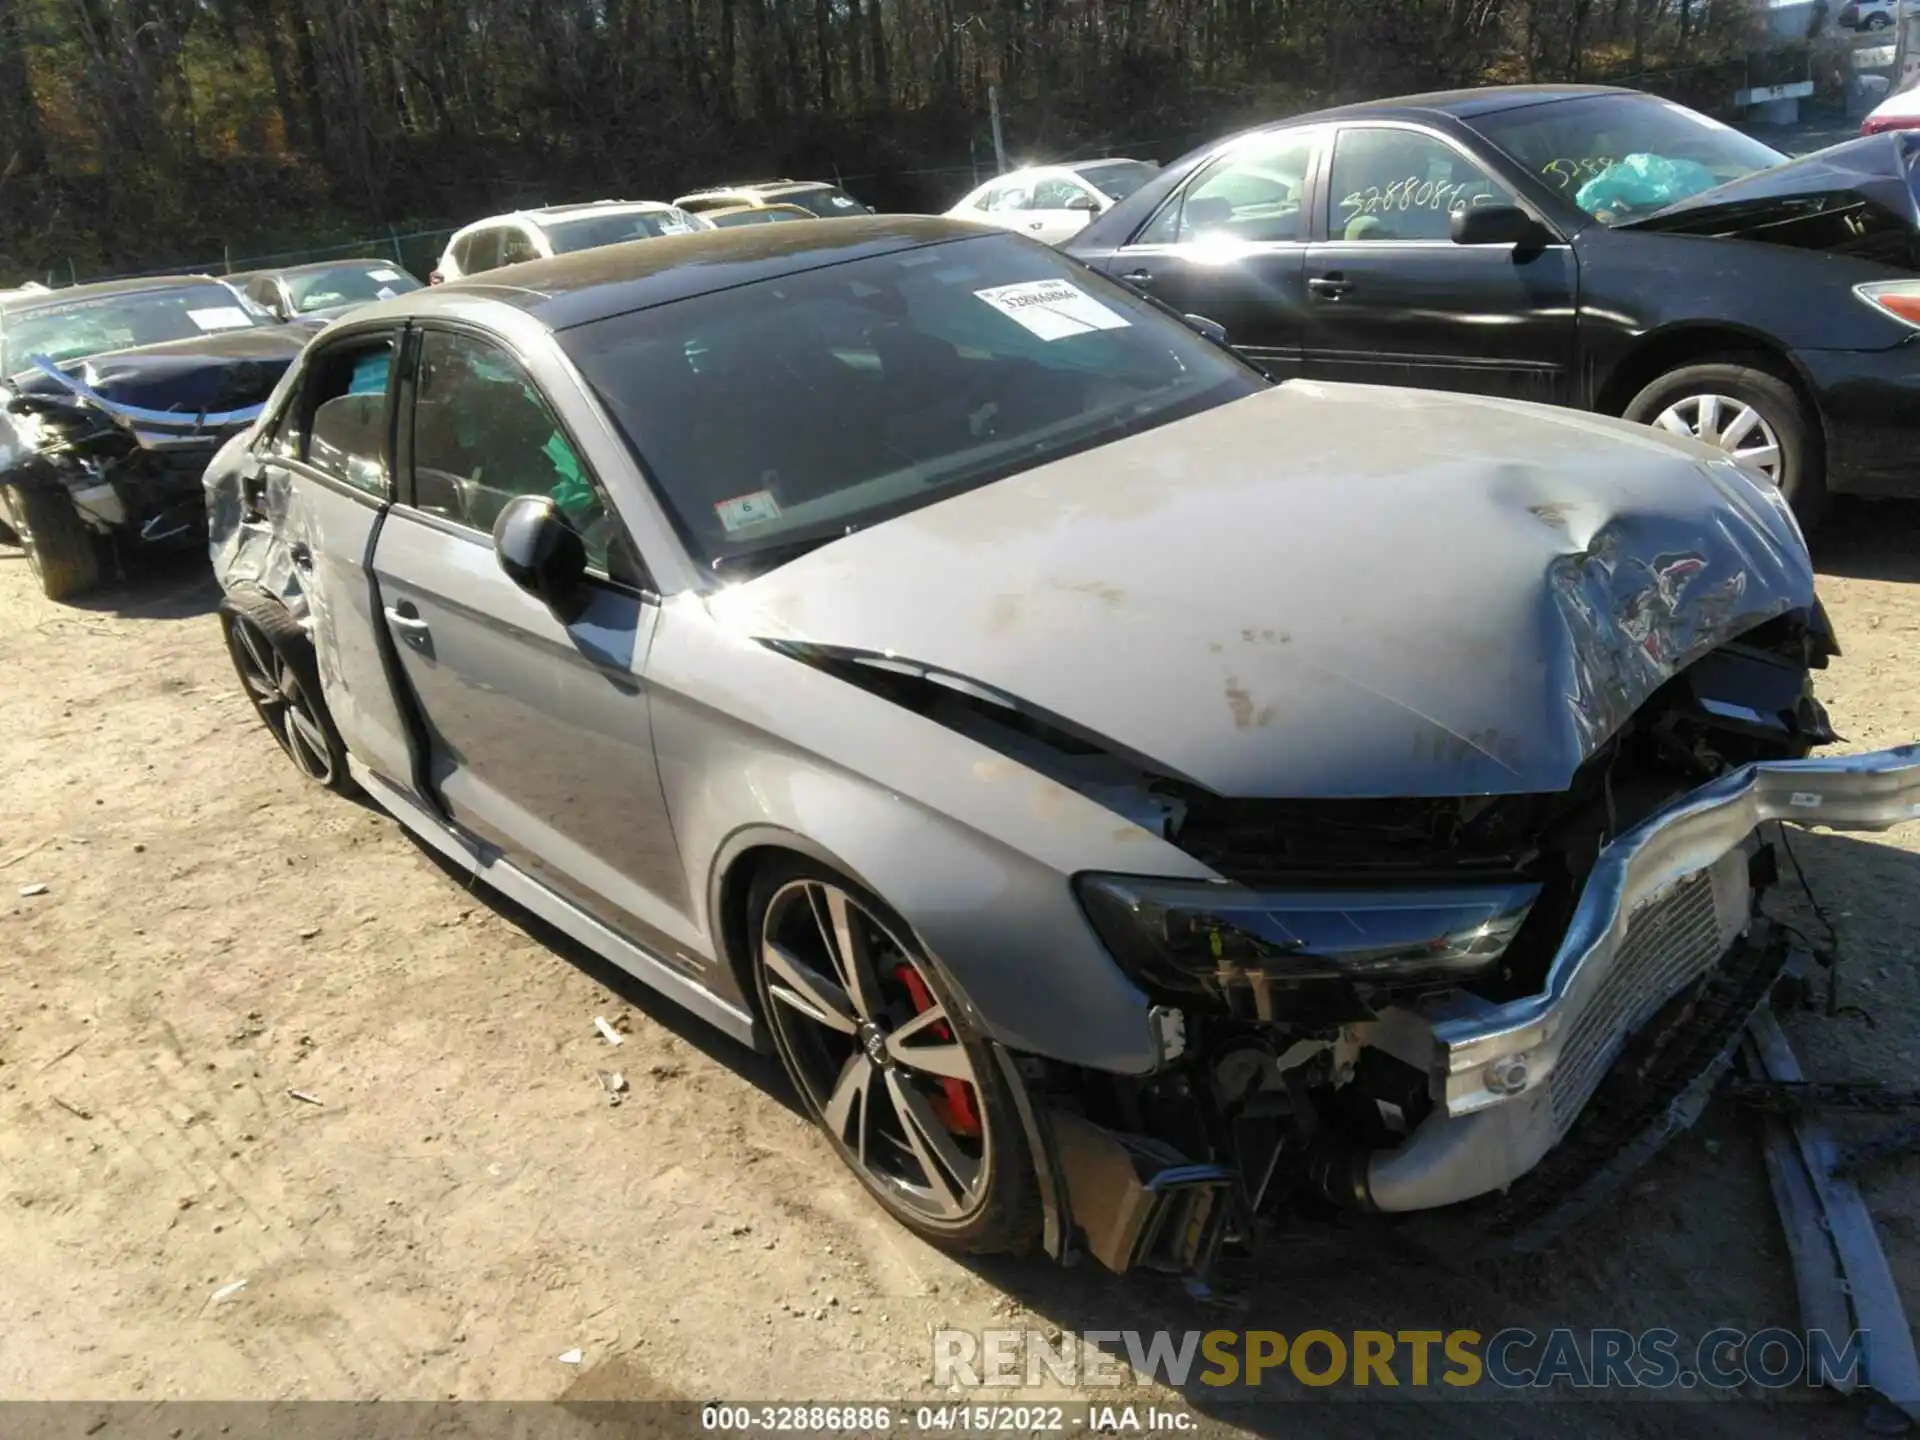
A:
1075 874 1541 1013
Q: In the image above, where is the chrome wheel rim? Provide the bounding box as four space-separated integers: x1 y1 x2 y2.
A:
759 879 991 1225
1652 393 1782 481
230 617 335 783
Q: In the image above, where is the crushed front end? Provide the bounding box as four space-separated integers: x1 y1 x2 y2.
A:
1005 610 1920 1279
0 332 302 581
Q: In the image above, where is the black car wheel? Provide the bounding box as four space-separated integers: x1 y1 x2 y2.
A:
749 856 1040 1255
1866 10 1891 27
1 484 102 601
1623 359 1826 528
219 586 353 792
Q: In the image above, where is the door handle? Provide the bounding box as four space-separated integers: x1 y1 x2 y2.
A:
384 603 432 651
1119 269 1156 288
288 541 313 571
1308 275 1354 300
1028 220 1046 231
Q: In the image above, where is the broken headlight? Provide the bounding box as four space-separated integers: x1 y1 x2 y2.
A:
1075 874 1540 1002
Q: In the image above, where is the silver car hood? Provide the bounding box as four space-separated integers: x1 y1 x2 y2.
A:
715 381 1815 800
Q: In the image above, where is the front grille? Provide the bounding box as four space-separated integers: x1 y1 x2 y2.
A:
1548 867 1728 1131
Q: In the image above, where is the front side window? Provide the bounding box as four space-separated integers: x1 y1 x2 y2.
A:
456 228 505 274
562 233 1266 579
1 284 265 373
1467 93 1786 224
499 228 542 266
1033 176 1094 210
1135 130 1318 246
1327 127 1513 242
981 180 1034 213
409 331 627 576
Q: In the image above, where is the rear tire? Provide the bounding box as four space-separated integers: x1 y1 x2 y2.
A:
749 855 1040 1256
219 586 354 794
1622 358 1827 531
2 484 102 600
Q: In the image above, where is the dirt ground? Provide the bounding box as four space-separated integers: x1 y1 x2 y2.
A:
3 499 1920 1435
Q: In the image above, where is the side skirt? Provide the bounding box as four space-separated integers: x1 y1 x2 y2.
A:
349 758 761 1050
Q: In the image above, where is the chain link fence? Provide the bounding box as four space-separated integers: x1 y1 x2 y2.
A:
49 223 461 290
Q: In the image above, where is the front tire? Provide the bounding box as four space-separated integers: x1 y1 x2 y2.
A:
749 856 1040 1255
2 484 102 600
1623 358 1826 529
219 586 354 793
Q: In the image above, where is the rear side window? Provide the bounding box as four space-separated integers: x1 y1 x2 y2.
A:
500 228 542 266
294 337 396 497
457 228 505 274
1135 130 1318 246
1033 177 1090 209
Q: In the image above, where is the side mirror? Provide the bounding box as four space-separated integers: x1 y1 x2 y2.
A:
1183 313 1230 346
1450 203 1551 249
1067 194 1102 213
493 494 588 621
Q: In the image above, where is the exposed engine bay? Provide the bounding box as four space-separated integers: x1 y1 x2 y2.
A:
769 605 1861 1278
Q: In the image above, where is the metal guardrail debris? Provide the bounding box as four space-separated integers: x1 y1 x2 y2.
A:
1745 1003 1920 1424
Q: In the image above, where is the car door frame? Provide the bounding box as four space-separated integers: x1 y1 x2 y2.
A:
1301 117 1579 401
1091 123 1331 380
250 316 438 807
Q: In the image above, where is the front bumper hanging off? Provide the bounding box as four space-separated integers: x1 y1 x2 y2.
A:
1007 746 1920 1280
1366 744 1920 1213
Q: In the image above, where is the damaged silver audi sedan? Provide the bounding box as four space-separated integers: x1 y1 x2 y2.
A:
205 217 1920 1282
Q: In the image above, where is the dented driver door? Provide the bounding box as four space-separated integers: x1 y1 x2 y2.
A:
259 324 422 792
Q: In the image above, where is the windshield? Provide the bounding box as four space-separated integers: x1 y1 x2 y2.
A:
1468 93 1788 224
2 284 263 373
708 208 805 228
287 264 422 313
563 233 1264 578
543 208 704 254
768 186 870 217
1074 161 1158 202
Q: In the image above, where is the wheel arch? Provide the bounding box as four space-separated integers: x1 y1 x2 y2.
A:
1592 322 1825 440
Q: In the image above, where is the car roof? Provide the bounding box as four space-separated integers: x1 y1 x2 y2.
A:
1275 82 1639 126
703 202 817 218
526 199 677 220
418 215 987 331
1063 157 1148 170
0 274 235 317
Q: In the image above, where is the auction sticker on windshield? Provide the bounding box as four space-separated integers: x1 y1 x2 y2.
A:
188 307 254 331
975 280 1131 341
715 489 781 532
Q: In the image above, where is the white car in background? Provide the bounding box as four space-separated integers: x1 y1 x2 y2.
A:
946 159 1160 246
430 201 711 284
1861 78 1920 134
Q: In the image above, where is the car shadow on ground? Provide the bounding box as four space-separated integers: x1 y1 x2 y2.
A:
0 545 227 619
1812 499 1920 585
391 826 806 1122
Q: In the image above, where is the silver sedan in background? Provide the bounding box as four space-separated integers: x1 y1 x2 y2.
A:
206 217 1920 1282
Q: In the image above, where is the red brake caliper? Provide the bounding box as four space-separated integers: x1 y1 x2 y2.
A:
891 963 981 1137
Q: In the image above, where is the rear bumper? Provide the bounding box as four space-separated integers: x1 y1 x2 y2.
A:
1363 745 1920 1212
1799 341 1920 498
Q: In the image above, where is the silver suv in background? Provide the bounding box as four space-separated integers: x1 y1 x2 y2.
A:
430 200 710 283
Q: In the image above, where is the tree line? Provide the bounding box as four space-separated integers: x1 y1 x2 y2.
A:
0 0 1764 280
